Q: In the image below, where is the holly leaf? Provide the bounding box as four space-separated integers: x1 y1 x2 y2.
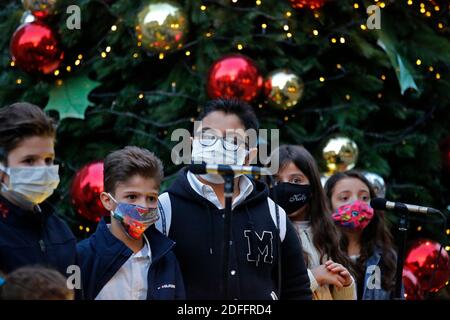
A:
45 73 101 120
378 38 419 95
376 15 420 96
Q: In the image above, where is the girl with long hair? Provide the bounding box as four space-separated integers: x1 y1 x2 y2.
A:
324 170 398 299
270 145 356 299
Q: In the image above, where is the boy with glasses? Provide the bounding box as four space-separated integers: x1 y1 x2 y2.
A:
156 98 311 300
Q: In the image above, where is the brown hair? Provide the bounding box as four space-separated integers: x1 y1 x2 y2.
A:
0 102 56 163
104 146 164 194
324 170 397 292
276 145 354 272
0 266 74 300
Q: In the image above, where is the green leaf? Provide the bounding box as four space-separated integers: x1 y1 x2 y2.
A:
376 15 420 96
45 73 101 120
377 38 419 95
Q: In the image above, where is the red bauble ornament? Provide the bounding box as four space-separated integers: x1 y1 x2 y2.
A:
404 239 450 294
289 0 327 10
402 267 424 300
10 21 64 75
207 54 263 103
71 160 109 223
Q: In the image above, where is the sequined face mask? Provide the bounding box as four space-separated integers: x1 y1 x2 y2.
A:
107 193 159 239
331 200 374 230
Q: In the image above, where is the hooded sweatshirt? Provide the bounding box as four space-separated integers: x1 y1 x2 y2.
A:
156 168 311 300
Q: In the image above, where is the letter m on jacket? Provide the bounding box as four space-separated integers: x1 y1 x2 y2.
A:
244 230 274 266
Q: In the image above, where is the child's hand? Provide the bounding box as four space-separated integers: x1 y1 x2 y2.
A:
324 260 353 287
311 264 346 288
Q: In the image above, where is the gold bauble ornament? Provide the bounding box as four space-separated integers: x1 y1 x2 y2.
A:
135 1 188 54
322 136 359 174
264 69 304 109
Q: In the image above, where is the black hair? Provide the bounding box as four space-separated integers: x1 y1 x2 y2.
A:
198 98 259 131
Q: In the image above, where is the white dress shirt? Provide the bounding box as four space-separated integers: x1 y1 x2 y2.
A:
95 231 152 300
186 171 254 209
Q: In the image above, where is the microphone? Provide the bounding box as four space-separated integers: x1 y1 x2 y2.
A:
188 163 271 176
370 198 442 215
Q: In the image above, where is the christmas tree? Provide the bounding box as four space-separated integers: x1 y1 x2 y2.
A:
0 0 449 298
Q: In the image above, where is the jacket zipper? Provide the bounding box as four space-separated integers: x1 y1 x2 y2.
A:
39 239 46 253
35 205 47 258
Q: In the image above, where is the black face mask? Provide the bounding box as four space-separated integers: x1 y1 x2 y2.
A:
269 182 312 215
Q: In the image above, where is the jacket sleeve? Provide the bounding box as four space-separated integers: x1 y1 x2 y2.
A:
74 248 86 300
331 275 357 300
307 268 320 293
75 240 93 300
280 218 312 300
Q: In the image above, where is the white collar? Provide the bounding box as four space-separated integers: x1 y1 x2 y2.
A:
186 171 254 209
293 220 310 228
133 233 151 259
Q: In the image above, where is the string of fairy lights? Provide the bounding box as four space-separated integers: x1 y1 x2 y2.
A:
5 0 450 235
8 0 449 99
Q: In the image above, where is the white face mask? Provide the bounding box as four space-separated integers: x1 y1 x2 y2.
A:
0 163 60 205
191 139 248 184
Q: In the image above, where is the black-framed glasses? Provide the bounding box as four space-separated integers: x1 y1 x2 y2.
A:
196 131 246 151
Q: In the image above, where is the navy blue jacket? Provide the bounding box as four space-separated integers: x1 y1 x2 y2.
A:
77 218 185 300
157 168 311 300
0 194 77 276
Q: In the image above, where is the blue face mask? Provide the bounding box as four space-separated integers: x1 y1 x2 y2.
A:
107 193 159 239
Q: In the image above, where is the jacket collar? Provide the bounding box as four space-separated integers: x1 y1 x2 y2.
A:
186 170 254 210
0 194 51 228
92 218 175 263
169 167 269 210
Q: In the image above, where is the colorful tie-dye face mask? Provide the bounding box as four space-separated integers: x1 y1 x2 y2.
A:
108 193 159 239
331 200 374 230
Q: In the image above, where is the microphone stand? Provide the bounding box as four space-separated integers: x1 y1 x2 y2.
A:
392 206 447 299
221 173 235 300
394 210 409 299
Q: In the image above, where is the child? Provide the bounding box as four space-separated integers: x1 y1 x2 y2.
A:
156 98 311 300
77 146 185 300
0 266 74 300
269 145 356 300
324 170 398 299
0 102 77 276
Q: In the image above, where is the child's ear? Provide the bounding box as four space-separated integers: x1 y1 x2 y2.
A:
0 171 5 185
245 147 258 166
0 166 8 186
100 192 115 212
